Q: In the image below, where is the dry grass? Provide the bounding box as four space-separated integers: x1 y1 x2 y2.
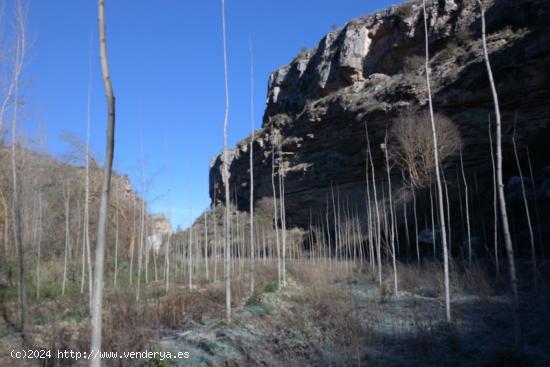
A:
398 260 493 299
6 260 290 361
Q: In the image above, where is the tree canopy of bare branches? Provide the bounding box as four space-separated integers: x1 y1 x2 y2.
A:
389 109 461 188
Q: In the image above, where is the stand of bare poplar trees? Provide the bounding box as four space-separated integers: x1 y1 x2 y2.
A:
0 0 543 360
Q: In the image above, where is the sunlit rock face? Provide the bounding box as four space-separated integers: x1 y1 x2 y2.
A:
209 0 550 253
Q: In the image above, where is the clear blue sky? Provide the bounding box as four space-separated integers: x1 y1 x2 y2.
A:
17 0 399 229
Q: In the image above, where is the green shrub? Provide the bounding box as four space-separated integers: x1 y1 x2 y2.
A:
263 281 278 293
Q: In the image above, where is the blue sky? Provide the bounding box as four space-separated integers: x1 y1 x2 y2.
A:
16 0 399 229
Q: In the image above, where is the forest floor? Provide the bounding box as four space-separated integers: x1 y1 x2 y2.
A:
158 261 550 367
1 259 550 366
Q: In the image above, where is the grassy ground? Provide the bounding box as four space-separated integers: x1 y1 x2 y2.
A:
1 259 549 366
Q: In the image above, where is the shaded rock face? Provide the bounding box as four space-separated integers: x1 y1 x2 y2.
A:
210 0 550 252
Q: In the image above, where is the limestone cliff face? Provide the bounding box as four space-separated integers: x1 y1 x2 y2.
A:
209 0 550 248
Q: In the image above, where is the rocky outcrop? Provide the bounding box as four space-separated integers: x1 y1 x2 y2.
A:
150 213 172 236
209 0 550 253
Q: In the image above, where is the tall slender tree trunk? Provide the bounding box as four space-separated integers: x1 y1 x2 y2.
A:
188 211 193 289
412 181 420 266
364 132 374 272
459 145 472 266
221 0 231 321
478 0 520 345
213 202 218 282
248 35 255 295
114 179 119 288
423 0 451 321
488 118 499 275
271 135 281 288
382 135 398 296
36 193 42 300
62 180 71 296
512 120 536 288
279 152 287 286
365 123 382 285
204 213 209 281
165 233 170 292
136 198 145 301
8 0 28 340
91 0 116 362
526 148 544 259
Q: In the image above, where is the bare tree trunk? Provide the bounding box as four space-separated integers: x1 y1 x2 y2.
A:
279 150 287 287
220 0 232 321
459 145 472 266
153 242 158 282
165 234 170 292
249 35 255 295
429 185 436 259
81 36 93 304
145 217 149 284
213 202 218 282
188 211 193 289
164 189 172 290
130 198 136 285
382 135 398 296
402 175 410 260
204 213 209 281
136 198 145 301
411 177 420 266
364 132 374 272
325 198 332 270
271 135 281 288
478 0 520 345
36 193 42 300
526 148 544 259
113 180 119 288
512 120 537 288
365 123 382 285
62 180 71 296
8 0 28 340
91 0 116 362
488 118 499 275
423 0 451 321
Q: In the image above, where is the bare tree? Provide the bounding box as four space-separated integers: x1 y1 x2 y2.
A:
365 122 382 285
220 0 232 321
526 147 544 259
35 192 42 299
278 143 287 287
81 36 93 306
381 134 398 296
204 212 209 281
512 118 536 288
422 0 451 322
113 177 119 287
488 118 499 275
389 109 460 189
459 144 472 265
91 0 116 363
248 35 255 295
188 208 193 288
7 0 29 340
62 179 71 296
271 132 281 288
136 196 145 301
164 189 172 292
477 0 520 345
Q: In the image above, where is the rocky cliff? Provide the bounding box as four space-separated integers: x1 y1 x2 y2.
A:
209 0 550 253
